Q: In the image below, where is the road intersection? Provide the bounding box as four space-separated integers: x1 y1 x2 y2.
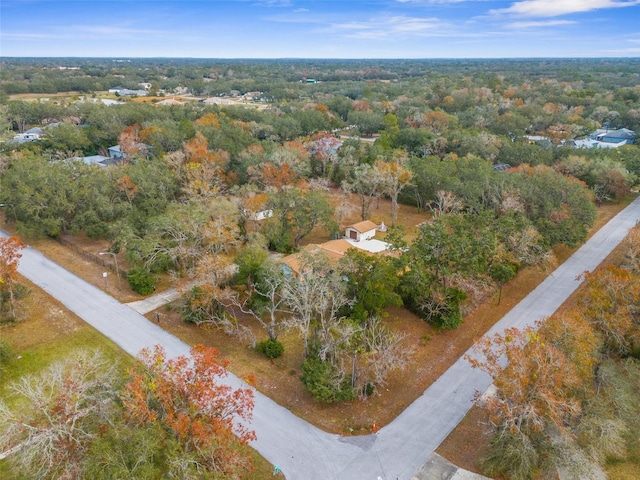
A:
3 195 639 479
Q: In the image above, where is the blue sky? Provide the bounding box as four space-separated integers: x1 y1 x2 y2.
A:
1 0 639 58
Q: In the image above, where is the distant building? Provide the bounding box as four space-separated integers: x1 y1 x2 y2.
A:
525 135 551 143
155 98 186 106
107 145 125 160
593 128 636 145
79 142 150 167
79 155 112 167
107 143 150 161
573 138 627 149
10 123 61 144
574 128 636 149
202 97 235 105
280 240 354 278
100 99 125 106
492 163 512 172
11 127 44 143
108 87 148 97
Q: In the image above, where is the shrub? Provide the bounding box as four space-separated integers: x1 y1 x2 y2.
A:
434 287 467 330
300 356 354 403
180 286 218 324
256 339 284 359
127 268 155 295
362 382 375 397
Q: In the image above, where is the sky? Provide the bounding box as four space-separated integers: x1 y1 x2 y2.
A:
1 0 639 58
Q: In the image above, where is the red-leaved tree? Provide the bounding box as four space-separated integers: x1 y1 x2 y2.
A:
123 344 256 478
0 235 24 320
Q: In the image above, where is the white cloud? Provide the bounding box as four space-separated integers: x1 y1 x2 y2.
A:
507 19 576 28
0 32 56 40
396 0 468 4
71 26 163 36
491 0 640 17
1 25 165 42
325 16 446 40
252 0 293 6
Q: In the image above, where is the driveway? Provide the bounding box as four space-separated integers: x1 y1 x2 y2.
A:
3 195 639 479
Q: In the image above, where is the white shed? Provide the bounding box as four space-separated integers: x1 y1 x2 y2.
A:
345 220 378 242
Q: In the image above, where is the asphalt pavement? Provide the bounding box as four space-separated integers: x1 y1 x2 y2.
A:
3 195 639 480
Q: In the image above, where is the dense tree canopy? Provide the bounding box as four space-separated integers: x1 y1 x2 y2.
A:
1 57 637 410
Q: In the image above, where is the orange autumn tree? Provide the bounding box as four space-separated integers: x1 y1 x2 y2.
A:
117 124 147 162
576 265 640 355
182 132 232 199
467 325 586 479
468 326 583 439
248 161 299 191
537 312 600 388
424 110 451 135
114 174 139 205
123 344 256 478
0 235 24 320
622 224 640 274
194 112 221 129
238 191 270 239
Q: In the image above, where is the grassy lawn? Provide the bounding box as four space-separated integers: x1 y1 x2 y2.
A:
605 450 640 480
0 277 275 479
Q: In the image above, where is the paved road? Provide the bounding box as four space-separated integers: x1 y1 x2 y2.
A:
3 195 639 480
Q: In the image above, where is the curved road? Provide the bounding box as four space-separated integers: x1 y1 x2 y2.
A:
3 195 640 480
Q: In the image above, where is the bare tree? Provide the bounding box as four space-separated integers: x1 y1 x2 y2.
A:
356 317 414 392
507 225 553 268
344 163 386 221
430 190 464 218
144 200 240 279
220 260 290 341
281 252 351 357
375 155 413 226
0 350 118 480
179 255 258 346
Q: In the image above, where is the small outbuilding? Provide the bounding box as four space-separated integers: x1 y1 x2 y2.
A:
344 220 378 242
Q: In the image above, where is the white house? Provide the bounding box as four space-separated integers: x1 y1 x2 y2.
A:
202 97 235 105
108 87 148 97
244 209 273 221
11 127 44 143
345 220 378 242
79 155 111 167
